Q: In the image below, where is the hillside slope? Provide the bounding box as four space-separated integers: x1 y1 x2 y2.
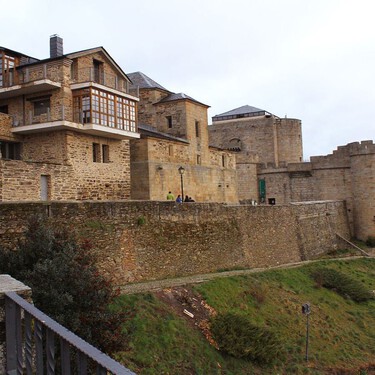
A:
113 258 375 374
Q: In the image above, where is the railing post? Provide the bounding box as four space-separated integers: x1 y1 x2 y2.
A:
35 320 44 375
5 297 17 374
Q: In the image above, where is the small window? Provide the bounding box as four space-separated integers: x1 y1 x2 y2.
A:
93 59 104 84
34 98 50 116
102 144 109 163
195 121 200 137
222 155 225 167
0 105 8 114
197 154 201 165
0 141 21 160
168 145 173 156
93 143 100 162
166 116 172 128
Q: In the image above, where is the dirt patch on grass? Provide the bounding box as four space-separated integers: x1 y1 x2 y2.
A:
154 286 218 347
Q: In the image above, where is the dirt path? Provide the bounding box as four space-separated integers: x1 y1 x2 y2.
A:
119 254 374 295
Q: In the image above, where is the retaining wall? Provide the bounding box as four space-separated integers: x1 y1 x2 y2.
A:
0 201 350 285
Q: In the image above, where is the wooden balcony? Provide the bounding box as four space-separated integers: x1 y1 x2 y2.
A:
10 105 140 140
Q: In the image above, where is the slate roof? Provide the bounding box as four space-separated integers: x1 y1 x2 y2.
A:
138 124 189 144
158 92 209 107
127 72 169 91
212 105 273 122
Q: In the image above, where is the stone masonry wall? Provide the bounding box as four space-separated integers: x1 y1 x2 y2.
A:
131 137 237 202
0 201 350 285
209 116 303 167
258 141 375 240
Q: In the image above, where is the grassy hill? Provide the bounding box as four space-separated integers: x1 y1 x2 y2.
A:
113 258 375 374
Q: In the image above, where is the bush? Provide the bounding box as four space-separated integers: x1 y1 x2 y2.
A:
0 216 128 354
311 267 373 302
365 236 375 247
210 312 282 364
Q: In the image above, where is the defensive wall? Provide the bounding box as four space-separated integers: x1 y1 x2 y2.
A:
0 200 350 285
258 141 375 241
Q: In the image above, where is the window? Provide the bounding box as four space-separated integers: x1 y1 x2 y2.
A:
197 154 201 165
166 116 172 128
33 98 50 116
0 141 21 160
93 59 104 84
168 145 173 156
73 88 137 132
93 143 100 162
0 105 8 114
222 155 225 167
0 53 17 87
102 144 109 163
195 121 200 137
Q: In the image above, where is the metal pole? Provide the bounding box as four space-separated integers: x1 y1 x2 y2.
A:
305 313 309 361
180 174 184 202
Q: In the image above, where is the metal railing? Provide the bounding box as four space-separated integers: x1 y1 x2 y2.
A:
5 291 135 375
0 64 63 88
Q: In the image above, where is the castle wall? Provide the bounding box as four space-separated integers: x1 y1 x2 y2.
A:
258 141 375 241
277 118 303 163
209 116 303 167
0 201 350 284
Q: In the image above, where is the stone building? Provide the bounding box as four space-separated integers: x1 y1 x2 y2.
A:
128 72 238 203
209 105 374 241
0 36 139 201
258 141 375 241
209 105 302 201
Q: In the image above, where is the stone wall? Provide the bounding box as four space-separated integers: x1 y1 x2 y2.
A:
0 129 131 201
131 136 237 202
0 201 350 285
208 116 303 167
258 141 375 240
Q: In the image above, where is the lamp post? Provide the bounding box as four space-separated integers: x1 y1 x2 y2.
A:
178 166 185 202
302 302 311 361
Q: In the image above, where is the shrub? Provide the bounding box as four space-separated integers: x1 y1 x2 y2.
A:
365 236 375 247
210 312 282 364
311 268 373 302
0 216 128 354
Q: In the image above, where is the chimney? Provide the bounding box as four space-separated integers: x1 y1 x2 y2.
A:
50 34 63 58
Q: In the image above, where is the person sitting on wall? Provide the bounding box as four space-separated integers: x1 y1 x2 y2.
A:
184 195 195 202
167 191 175 200
176 195 182 203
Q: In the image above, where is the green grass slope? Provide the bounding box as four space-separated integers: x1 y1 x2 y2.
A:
113 258 375 374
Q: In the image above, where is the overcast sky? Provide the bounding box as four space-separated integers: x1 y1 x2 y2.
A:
2 0 374 158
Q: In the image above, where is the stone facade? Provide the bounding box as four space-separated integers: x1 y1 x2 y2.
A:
0 201 350 285
0 38 139 202
209 105 374 241
209 110 303 202
258 141 375 240
128 72 238 203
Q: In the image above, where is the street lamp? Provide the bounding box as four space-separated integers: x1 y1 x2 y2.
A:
302 302 311 361
178 166 185 201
